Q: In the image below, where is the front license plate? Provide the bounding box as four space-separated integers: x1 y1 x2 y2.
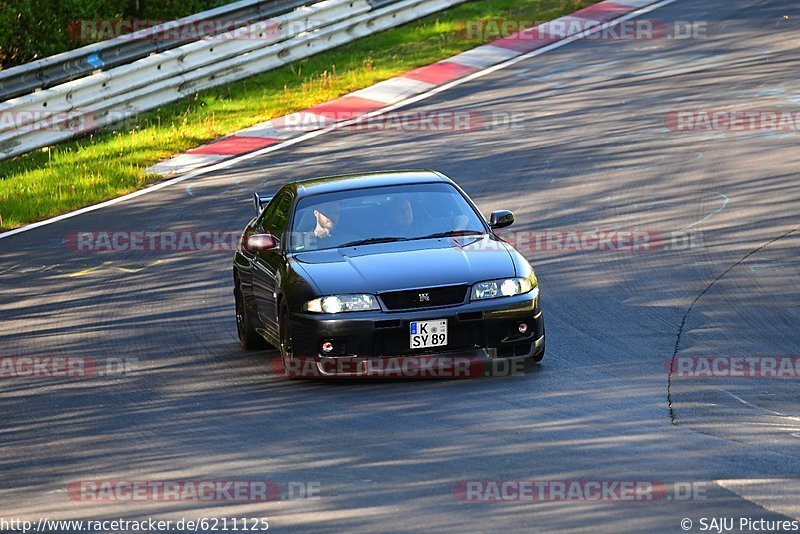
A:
410 319 448 349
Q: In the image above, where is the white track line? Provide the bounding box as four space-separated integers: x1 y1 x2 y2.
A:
681 192 730 231
720 389 800 421
0 0 678 241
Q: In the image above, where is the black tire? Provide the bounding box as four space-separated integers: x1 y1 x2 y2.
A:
533 321 545 363
523 338 544 373
235 284 267 350
279 306 298 379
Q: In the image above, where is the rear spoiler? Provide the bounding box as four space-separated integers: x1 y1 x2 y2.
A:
253 193 274 215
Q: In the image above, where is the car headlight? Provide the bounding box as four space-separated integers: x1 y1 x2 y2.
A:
304 294 380 313
471 277 537 300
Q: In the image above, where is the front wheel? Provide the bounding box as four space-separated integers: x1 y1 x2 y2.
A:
235 284 267 350
279 307 298 379
525 334 545 372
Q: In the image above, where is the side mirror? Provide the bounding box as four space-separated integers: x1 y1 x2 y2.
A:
244 233 278 252
489 210 514 229
253 193 274 215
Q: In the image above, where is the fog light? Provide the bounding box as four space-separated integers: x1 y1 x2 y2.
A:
518 322 528 334
321 341 334 353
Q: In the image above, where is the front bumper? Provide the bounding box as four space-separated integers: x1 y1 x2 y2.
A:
285 291 544 378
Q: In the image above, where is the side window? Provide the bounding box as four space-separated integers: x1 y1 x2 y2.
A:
261 192 293 239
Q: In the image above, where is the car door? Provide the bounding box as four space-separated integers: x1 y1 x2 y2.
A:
253 190 293 338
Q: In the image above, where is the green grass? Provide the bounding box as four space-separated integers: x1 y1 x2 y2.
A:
0 0 596 230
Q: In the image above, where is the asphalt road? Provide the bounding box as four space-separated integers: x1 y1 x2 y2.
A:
1 0 799 532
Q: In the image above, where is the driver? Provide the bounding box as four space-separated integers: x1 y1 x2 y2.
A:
386 198 414 233
292 201 342 251
313 201 340 239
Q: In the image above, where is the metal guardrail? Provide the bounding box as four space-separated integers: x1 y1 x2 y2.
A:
0 0 313 102
0 0 465 161
0 0 466 161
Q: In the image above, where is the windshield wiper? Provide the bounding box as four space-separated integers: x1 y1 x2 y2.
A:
338 236 408 247
416 230 485 239
338 230 484 247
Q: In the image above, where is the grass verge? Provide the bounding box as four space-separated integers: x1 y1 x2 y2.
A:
0 0 596 231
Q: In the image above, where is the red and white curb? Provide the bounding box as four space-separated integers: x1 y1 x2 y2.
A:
146 0 660 176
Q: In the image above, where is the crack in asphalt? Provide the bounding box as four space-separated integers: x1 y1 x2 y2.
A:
667 225 799 425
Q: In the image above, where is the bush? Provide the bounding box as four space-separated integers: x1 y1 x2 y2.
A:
0 0 229 69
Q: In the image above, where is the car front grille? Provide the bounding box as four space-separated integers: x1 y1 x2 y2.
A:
379 285 469 311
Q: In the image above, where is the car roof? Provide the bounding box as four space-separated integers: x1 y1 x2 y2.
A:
289 170 451 198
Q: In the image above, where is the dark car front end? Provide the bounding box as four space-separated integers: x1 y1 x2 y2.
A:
286 284 543 379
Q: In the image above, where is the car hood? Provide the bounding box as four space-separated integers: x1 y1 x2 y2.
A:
291 235 517 294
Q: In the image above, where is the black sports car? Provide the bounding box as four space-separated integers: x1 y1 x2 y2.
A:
233 170 544 378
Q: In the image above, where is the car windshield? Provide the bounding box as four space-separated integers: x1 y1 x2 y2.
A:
289 182 487 252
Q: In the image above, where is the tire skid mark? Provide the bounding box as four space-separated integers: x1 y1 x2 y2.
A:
667 225 799 424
